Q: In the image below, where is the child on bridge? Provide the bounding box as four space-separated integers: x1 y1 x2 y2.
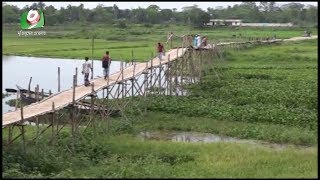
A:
157 43 165 61
82 57 92 86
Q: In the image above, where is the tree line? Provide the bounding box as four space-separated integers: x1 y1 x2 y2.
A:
2 2 318 27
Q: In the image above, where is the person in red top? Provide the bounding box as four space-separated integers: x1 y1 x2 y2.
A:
202 36 207 47
157 42 165 61
102 51 111 80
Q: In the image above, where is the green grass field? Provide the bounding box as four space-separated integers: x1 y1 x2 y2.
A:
2 26 318 178
2 23 317 60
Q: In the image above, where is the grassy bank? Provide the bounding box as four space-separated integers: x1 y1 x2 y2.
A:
3 133 317 178
3 23 317 60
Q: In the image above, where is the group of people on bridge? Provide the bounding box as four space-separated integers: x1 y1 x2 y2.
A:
82 51 111 86
81 32 208 86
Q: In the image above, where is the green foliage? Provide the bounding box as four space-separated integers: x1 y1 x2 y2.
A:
2 2 318 27
2 134 317 178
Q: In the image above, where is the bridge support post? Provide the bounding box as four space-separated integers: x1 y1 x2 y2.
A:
168 55 173 96
20 95 26 152
158 58 162 95
150 52 154 93
174 58 178 96
180 50 184 95
7 125 13 145
71 75 76 150
143 62 149 114
75 67 78 86
35 85 40 133
51 102 55 143
58 67 60 92
90 82 95 132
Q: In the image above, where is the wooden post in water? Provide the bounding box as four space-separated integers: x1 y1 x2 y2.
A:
36 84 39 102
41 89 44 100
49 90 52 96
75 67 78 86
58 67 60 92
28 77 32 97
15 90 19 110
131 49 134 64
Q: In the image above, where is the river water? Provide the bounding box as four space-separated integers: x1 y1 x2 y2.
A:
2 56 187 113
2 56 122 113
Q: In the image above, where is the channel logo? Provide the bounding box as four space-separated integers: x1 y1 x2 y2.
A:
20 9 45 30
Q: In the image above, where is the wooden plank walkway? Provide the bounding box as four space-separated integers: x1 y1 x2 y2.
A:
2 48 187 127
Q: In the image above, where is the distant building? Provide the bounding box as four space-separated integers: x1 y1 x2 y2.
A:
206 19 242 26
205 19 293 27
240 22 293 27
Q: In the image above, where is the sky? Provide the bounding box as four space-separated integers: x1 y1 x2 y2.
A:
3 1 318 11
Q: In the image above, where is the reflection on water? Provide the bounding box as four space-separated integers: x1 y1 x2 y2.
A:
138 131 312 150
138 131 238 143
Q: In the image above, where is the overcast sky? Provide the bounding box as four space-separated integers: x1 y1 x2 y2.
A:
3 1 318 11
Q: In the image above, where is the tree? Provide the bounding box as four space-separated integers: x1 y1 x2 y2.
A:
182 5 210 28
2 5 20 23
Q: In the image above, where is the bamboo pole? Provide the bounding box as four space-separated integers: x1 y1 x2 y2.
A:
150 52 154 93
15 90 19 110
28 77 32 97
168 54 172 96
132 49 134 64
58 67 60 92
144 61 149 114
121 61 124 98
51 102 55 141
41 89 44 100
90 82 95 131
75 67 78 86
8 126 13 145
131 61 136 97
35 85 39 134
91 37 94 80
71 75 76 140
20 94 25 152
174 57 178 96
158 58 162 94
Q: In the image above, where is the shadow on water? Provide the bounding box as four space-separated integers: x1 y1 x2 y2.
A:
138 131 314 150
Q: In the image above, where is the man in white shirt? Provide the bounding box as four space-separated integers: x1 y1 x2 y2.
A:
82 57 92 86
196 34 202 48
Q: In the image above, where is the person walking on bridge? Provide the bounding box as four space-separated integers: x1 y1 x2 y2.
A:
157 42 165 61
102 51 112 80
82 57 92 86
